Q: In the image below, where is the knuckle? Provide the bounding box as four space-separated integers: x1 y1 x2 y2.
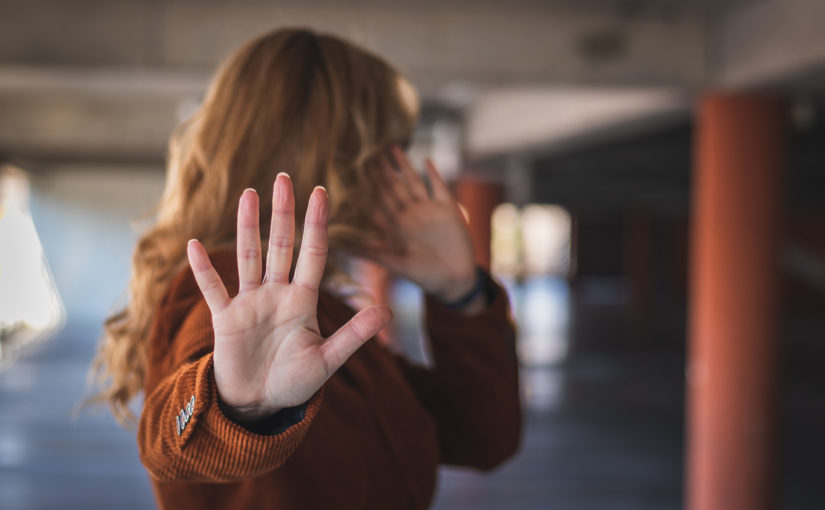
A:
239 248 259 260
304 219 327 228
269 235 292 249
347 319 364 340
203 279 222 293
303 245 328 257
265 271 288 282
294 280 318 293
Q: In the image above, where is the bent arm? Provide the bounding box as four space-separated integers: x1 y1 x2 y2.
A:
396 272 522 471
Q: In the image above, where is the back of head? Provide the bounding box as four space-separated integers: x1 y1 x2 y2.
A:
94 27 420 424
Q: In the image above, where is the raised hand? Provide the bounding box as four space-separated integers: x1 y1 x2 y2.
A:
186 173 392 422
368 146 480 307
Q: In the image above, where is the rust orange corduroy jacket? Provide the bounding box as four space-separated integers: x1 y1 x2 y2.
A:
137 250 521 510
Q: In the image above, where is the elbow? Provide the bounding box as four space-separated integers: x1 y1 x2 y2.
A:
472 420 522 472
450 403 522 472
476 390 523 471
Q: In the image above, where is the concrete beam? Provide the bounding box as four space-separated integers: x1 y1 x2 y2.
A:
0 0 707 89
711 0 825 88
0 67 201 163
465 87 689 157
5 0 825 163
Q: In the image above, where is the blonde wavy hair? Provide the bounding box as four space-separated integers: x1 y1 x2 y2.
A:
92 28 419 425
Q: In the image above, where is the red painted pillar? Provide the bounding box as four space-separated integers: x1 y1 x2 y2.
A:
686 94 784 510
455 177 504 270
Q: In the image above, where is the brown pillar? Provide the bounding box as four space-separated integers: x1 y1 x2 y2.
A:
686 94 784 510
455 177 504 270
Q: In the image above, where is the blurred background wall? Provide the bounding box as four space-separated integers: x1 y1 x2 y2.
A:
0 1 823 509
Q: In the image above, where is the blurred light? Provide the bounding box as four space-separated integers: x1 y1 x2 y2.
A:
457 203 470 224
407 116 462 181
521 366 565 411
492 203 572 366
521 204 571 276
430 119 462 180
491 203 521 276
518 277 570 366
0 166 64 368
491 202 572 278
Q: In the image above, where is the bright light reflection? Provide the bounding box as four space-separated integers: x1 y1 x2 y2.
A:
521 204 570 276
492 203 572 366
0 167 64 366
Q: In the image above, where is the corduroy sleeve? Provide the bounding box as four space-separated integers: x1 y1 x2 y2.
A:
137 297 323 483
395 271 522 471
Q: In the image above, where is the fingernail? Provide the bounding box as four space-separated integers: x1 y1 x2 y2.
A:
277 172 291 180
314 185 327 195
243 187 257 194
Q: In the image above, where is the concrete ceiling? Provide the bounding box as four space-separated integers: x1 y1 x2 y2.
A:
0 0 823 166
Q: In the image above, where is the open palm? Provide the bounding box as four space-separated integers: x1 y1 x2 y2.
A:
187 174 392 422
369 147 478 303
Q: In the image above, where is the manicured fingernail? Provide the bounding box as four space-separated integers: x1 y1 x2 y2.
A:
277 172 291 180
243 187 257 194
314 185 327 195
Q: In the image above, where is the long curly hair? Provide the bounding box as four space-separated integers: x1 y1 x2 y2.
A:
91 28 419 425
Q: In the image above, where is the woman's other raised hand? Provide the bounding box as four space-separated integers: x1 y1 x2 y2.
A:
369 146 484 313
186 173 393 422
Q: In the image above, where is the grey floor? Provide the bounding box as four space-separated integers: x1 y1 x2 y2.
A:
0 317 822 509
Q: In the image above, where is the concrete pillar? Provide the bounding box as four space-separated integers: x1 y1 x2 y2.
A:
686 94 784 510
455 177 504 270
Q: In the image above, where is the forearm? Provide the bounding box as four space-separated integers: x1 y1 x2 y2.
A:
401 273 522 469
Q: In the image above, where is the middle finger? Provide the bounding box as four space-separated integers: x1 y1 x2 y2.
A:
264 173 295 285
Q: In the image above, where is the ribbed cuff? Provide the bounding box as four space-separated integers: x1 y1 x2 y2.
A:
174 353 324 481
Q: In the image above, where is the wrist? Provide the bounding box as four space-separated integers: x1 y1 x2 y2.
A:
218 396 282 424
433 267 486 309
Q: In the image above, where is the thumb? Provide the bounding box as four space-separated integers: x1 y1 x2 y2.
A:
320 305 393 372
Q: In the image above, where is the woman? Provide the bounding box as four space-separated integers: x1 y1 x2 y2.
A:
94 28 520 509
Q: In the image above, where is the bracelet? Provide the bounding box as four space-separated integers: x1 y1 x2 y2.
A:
440 268 486 309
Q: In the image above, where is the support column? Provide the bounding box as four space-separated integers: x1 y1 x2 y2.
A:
455 177 504 270
687 94 784 510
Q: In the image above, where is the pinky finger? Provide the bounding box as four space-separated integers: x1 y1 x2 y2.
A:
424 159 452 202
187 239 231 315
